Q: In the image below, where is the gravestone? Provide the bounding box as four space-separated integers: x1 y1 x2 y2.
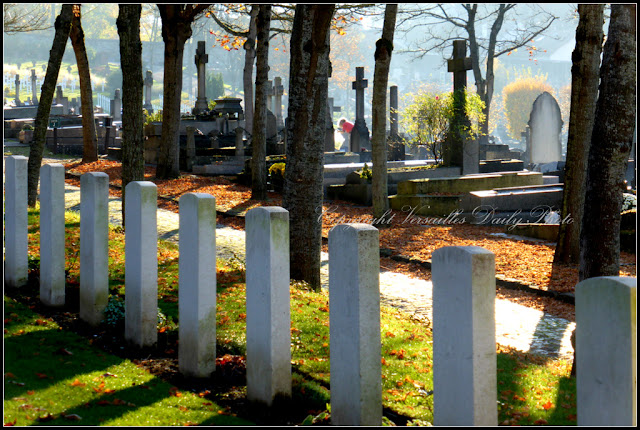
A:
387 85 405 161
273 77 285 130
432 246 496 426
110 88 122 121
527 92 563 164
124 181 158 348
350 67 371 152
79 172 109 326
40 164 66 306
185 126 197 171
246 207 292 405
193 41 209 115
325 97 336 152
144 70 153 114
4 156 28 288
30 69 38 105
329 224 382 425
56 85 69 113
444 40 474 171
14 74 21 106
179 193 217 378
576 276 636 426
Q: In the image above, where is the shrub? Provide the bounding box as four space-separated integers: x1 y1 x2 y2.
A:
400 89 485 164
502 77 554 139
206 71 225 101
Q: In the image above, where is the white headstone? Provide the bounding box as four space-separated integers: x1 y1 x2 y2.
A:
576 276 636 426
329 223 382 426
80 172 110 326
246 207 291 405
40 164 66 306
432 246 497 426
179 193 217 377
124 181 158 348
4 156 29 288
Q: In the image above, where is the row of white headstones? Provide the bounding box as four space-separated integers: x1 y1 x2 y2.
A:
4 155 636 426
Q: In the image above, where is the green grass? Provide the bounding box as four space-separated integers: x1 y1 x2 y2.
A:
3 297 252 426
4 205 578 426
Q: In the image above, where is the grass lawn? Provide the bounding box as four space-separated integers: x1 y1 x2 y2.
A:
3 204 578 426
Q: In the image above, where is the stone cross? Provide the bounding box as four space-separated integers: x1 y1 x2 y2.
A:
444 40 473 168
387 85 405 161
111 88 122 121
143 70 153 114
31 69 38 105
266 79 274 113
273 77 285 130
193 41 209 115
325 97 337 152
14 74 21 106
350 67 371 152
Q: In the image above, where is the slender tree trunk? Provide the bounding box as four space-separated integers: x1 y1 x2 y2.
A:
69 4 98 163
27 4 73 207
282 4 335 290
243 5 258 138
251 4 271 201
117 4 145 227
371 5 397 228
156 5 207 179
554 4 604 265
579 4 636 281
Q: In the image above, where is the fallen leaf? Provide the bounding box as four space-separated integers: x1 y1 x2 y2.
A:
70 379 86 387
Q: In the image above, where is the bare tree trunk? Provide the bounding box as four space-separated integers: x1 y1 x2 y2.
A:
117 4 145 227
251 4 271 201
282 4 335 290
156 5 208 179
554 4 604 265
69 4 98 163
371 5 397 228
580 4 636 281
243 5 258 138
27 4 73 207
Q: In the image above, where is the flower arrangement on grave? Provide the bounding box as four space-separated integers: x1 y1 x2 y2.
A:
268 162 286 192
360 163 373 183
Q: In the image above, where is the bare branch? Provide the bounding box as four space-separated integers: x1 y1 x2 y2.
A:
3 3 52 34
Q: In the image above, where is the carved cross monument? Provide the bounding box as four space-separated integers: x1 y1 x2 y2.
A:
143 70 153 114
266 80 274 113
273 77 285 130
387 85 405 161
193 41 209 115
444 40 474 171
31 69 38 106
350 67 370 152
14 74 21 106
